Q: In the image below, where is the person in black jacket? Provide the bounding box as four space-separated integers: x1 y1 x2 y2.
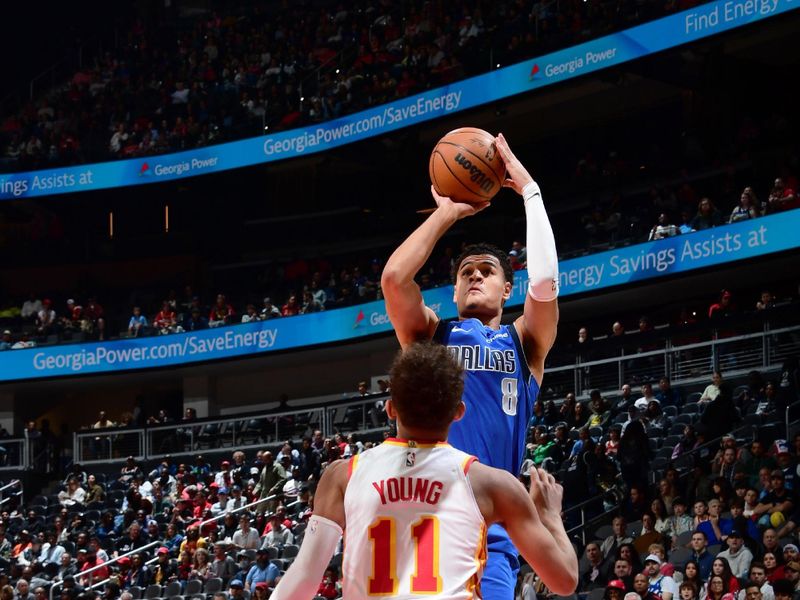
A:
618 420 651 491
701 384 741 441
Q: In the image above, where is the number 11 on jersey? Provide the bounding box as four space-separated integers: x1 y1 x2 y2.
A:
368 516 442 595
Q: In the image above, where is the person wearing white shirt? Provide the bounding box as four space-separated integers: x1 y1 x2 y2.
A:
634 382 660 411
21 295 42 320
644 554 676 600
260 515 294 549
232 514 260 550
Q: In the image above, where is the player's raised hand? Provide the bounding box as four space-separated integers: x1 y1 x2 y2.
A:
431 186 489 220
528 466 564 523
495 133 533 196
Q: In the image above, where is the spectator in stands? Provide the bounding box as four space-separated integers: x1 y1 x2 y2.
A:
651 499 670 534
128 552 151 588
209 294 235 328
607 557 634 590
253 451 287 513
634 382 659 411
613 384 635 416
719 529 754 578
766 178 798 214
634 516 663 557
679 581 699 600
154 301 183 335
580 542 608 591
742 441 777 488
756 291 776 312
706 574 736 600
644 554 676 600
300 291 323 314
683 561 704 593
151 547 175 584
58 479 86 507
261 514 293 550
709 292 736 322
244 549 279 592
621 485 649 522
601 517 633 558
189 547 211 581
588 391 612 429
745 562 775 600
260 298 281 320
164 524 183 554
618 420 651 491
232 515 259 550
179 525 206 557
666 497 693 548
649 213 681 240
690 530 715 580
35 300 57 337
753 473 794 529
698 499 734 545
730 189 761 223
281 295 300 317
183 307 209 331
644 400 670 431
0 330 12 350
84 298 106 340
690 198 724 230
128 308 148 337
78 548 108 587
209 542 236 582
779 563 800 596
561 393 578 428
240 304 259 324
85 474 105 504
771 579 795 600
21 294 42 323
657 377 683 408
633 573 660 600
764 552 785 584
700 372 724 404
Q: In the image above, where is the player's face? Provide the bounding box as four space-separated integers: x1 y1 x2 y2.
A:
453 255 511 319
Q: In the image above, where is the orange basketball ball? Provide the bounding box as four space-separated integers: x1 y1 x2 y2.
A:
429 127 506 204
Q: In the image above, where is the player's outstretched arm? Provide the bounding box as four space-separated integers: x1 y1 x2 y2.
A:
495 134 559 384
470 463 578 595
382 187 488 348
270 460 348 600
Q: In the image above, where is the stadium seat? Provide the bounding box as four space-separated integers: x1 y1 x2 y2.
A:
281 545 299 562
708 544 721 557
166 581 183 597
184 580 203 596
669 547 693 568
683 402 700 414
270 558 285 570
674 414 694 425
589 588 606 600
204 579 223 594
265 546 279 560
627 521 642 538
129 587 144 600
668 423 685 435
145 585 163 599
663 406 678 417
648 438 660 452
687 392 703 404
594 524 613 540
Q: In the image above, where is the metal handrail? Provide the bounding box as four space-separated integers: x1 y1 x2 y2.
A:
49 540 160 600
0 479 21 493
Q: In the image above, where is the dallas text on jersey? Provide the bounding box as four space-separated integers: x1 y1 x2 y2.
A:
446 344 516 373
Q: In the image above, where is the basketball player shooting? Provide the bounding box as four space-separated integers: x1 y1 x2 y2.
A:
380 133 560 599
270 343 578 600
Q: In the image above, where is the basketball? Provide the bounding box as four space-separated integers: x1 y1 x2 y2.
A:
429 127 506 204
771 511 786 528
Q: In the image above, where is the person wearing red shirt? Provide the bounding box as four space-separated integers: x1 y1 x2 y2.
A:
767 177 799 213
281 295 300 317
209 293 235 327
85 297 106 340
154 301 182 334
78 549 109 587
316 568 340 599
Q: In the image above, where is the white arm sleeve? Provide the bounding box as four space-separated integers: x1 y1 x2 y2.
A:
523 181 559 302
270 515 343 600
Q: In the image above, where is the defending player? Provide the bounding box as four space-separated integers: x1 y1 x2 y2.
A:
270 342 578 600
380 133 559 598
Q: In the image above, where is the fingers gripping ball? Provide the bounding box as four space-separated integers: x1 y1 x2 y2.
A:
429 127 506 204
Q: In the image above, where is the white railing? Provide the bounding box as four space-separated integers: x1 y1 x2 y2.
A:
68 320 800 465
543 322 800 400
0 438 29 470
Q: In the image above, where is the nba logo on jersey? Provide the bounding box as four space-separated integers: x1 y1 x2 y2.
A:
405 450 416 467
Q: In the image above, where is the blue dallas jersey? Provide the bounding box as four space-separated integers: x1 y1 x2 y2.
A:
433 318 540 476
433 318 540 561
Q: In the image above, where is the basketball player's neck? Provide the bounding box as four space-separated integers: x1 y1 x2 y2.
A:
459 310 503 330
394 420 450 444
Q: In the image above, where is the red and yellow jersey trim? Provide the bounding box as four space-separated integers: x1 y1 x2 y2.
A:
383 437 450 449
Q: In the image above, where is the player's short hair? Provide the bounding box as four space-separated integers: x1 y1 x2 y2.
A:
453 243 514 285
389 342 464 431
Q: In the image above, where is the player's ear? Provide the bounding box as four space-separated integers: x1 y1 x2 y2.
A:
452 401 466 422
502 280 512 301
385 398 398 421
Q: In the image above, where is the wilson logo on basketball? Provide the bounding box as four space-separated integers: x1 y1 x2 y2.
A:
453 153 495 193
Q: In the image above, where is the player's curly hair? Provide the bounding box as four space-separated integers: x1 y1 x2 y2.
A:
389 342 464 431
452 243 514 285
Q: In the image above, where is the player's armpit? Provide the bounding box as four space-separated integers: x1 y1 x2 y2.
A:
472 465 577 595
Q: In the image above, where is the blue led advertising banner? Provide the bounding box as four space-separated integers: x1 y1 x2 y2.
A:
1 0 795 200
1 210 797 381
